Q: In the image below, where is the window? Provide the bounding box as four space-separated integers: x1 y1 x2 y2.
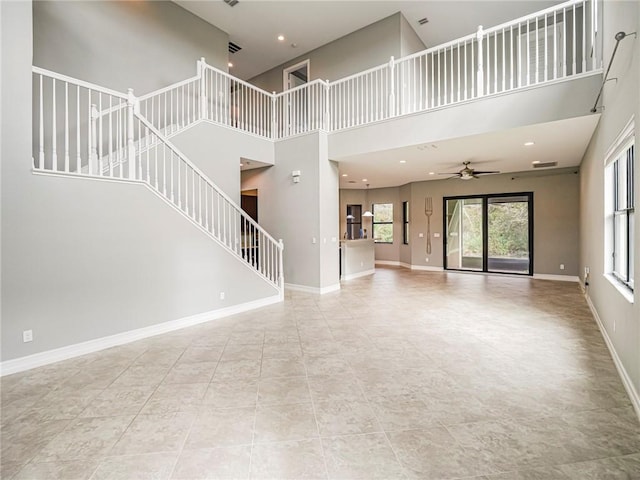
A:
372 203 393 243
402 201 409 244
346 204 362 239
605 119 634 294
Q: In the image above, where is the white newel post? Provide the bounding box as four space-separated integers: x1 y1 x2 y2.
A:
388 56 396 117
324 80 330 131
271 93 277 140
127 88 136 179
476 25 485 97
198 57 207 121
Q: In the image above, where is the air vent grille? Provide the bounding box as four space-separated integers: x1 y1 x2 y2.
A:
418 17 429 25
223 0 239 7
533 161 557 168
228 42 242 54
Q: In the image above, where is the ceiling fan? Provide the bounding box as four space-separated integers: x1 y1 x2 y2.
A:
437 161 500 180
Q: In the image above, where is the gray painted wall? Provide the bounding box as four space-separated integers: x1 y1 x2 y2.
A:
170 122 275 205
248 13 403 93
33 0 229 95
579 1 640 404
340 168 580 276
2 1 276 363
241 132 339 290
400 14 426 57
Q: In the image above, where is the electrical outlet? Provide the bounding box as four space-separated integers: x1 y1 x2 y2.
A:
425 257 429 262
23 330 33 343
220 292 225 300
560 264 565 270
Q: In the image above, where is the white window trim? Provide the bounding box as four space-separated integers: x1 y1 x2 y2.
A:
603 116 635 302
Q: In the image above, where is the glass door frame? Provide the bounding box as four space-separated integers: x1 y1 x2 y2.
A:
443 192 534 276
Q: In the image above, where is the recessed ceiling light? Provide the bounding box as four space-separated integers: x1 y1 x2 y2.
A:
429 172 435 175
228 62 233 68
532 160 541 164
400 160 406 164
524 141 535 146
362 178 368 182
342 174 348 177
277 35 285 41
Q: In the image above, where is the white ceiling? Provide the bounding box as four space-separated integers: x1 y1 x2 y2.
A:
175 0 563 80
337 115 601 189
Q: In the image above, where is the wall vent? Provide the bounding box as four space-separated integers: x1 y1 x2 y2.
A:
228 42 242 54
533 161 558 168
223 0 239 7
418 17 429 25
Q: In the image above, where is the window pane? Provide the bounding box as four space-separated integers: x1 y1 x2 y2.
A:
373 224 393 243
402 201 409 245
617 159 628 209
629 210 634 288
373 203 393 222
613 212 628 279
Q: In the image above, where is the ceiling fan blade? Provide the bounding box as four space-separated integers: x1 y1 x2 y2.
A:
436 172 461 176
472 170 500 175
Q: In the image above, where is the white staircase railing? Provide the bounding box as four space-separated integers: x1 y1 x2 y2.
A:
32 68 285 293
138 75 201 138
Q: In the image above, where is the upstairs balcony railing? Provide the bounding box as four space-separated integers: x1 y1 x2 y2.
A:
114 0 600 141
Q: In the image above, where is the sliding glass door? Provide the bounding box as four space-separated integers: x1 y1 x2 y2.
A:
444 193 533 275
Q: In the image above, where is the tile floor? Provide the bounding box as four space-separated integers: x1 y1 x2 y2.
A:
2 267 640 479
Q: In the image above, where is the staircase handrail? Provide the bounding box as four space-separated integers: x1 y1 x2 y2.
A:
134 113 283 249
32 66 128 99
138 74 202 101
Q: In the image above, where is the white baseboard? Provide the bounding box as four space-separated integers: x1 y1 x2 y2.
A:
341 269 375 281
375 260 443 272
0 295 282 377
533 274 579 282
285 283 341 295
584 293 640 421
375 260 403 267
410 264 445 272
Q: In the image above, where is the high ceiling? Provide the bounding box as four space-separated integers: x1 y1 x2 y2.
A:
175 0 563 80
177 0 595 190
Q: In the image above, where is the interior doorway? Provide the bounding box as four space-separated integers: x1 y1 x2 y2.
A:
283 59 309 91
241 189 258 222
444 192 533 275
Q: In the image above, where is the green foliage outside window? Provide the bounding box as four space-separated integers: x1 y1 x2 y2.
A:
373 203 393 243
462 201 529 258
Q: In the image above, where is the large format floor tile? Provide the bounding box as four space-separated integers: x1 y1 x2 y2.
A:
2 267 640 479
